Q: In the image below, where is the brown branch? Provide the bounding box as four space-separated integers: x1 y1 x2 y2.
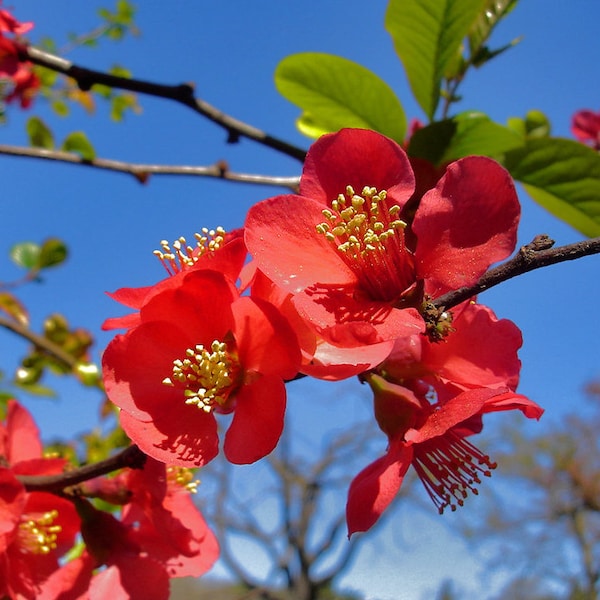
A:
0 315 78 370
20 45 307 162
433 234 600 310
0 144 300 190
17 444 146 492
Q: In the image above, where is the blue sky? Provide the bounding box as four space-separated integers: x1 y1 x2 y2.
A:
2 2 600 598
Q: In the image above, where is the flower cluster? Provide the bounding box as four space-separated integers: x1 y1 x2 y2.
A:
0 7 39 107
101 127 542 538
0 400 218 599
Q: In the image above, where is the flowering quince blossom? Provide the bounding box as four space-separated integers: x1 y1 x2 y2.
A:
571 108 600 150
0 400 80 599
103 261 301 466
102 227 247 331
345 302 540 534
381 302 523 402
244 128 520 372
0 7 39 108
39 458 219 600
346 374 543 535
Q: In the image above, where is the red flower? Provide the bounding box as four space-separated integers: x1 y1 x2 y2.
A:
572 109 600 150
346 375 543 535
41 459 219 600
103 268 301 466
381 303 523 401
0 9 33 35
245 129 520 356
0 401 80 599
103 227 247 331
0 8 39 108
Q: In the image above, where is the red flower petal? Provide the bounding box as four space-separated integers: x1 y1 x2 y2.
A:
301 339 395 381
6 400 42 463
346 440 412 535
414 156 520 297
300 128 415 209
245 194 356 294
405 388 509 444
91 556 170 600
422 304 522 390
0 469 25 552
120 409 219 468
223 375 286 464
232 296 300 379
292 290 424 346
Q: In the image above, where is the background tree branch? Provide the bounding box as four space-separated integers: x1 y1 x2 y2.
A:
20 45 308 162
0 144 301 190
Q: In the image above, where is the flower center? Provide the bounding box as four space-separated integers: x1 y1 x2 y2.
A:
316 185 414 302
411 432 497 514
166 466 200 494
162 339 240 412
153 226 226 276
18 510 62 555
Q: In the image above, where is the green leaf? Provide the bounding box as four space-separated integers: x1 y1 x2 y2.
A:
26 116 54 149
408 112 523 165
523 110 551 139
275 52 406 142
38 238 68 269
10 242 40 270
469 0 519 61
440 112 523 162
503 138 600 237
62 131 96 160
385 0 485 120
51 100 69 117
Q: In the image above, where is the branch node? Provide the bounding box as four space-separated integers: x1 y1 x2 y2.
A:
227 129 241 144
519 234 555 262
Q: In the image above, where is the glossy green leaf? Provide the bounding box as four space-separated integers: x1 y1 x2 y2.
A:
504 138 600 237
469 0 520 63
62 131 96 160
10 242 40 270
275 52 406 142
407 112 523 165
440 112 523 162
38 238 68 269
26 116 54 149
386 0 485 120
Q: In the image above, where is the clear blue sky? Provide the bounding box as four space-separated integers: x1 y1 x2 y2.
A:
2 2 600 598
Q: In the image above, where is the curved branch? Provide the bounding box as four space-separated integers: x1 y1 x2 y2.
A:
0 315 78 369
0 144 300 190
433 235 600 310
20 45 307 162
17 445 146 492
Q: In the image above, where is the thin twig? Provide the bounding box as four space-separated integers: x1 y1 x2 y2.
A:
433 234 600 310
17 445 146 492
0 144 300 190
20 45 307 162
0 315 78 370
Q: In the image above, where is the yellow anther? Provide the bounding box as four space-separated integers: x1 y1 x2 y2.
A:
163 340 239 412
19 510 61 555
154 227 227 276
167 466 200 494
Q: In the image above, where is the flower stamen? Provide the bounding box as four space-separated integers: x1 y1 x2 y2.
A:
19 510 62 555
167 465 200 493
162 340 239 412
316 186 413 302
153 226 227 276
412 432 497 514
